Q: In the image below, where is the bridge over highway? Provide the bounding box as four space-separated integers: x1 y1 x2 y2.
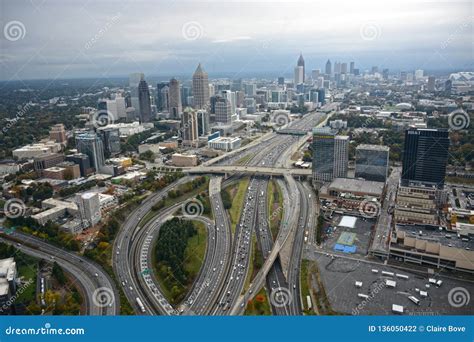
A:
184 165 312 177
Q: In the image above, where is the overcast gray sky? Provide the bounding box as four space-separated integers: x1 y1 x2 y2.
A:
0 0 473 80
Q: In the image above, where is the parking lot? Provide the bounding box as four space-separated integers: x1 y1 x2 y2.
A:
319 214 375 257
304 251 474 315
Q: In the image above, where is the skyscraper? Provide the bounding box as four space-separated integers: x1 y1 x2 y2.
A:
312 127 335 182
294 53 305 85
312 128 349 182
297 53 305 82
76 192 101 228
156 81 169 111
325 59 332 76
192 63 210 110
169 78 182 119
349 62 355 75
138 79 152 123
129 73 144 113
334 136 349 178
196 110 210 136
75 132 105 172
401 128 449 188
181 107 199 147
355 144 390 182
215 98 232 124
97 127 121 158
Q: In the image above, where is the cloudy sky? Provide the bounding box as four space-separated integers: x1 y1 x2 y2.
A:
0 0 473 80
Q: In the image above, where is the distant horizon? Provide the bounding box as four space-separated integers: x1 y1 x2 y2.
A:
1 0 472 81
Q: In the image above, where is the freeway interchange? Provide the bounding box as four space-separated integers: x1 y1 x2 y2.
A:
110 110 326 316
3 110 326 316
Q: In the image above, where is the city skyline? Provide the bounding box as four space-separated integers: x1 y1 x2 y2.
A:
1 0 473 81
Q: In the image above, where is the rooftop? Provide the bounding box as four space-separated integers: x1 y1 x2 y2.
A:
329 178 385 196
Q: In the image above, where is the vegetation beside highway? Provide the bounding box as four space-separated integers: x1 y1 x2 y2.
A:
267 180 283 241
153 218 206 305
0 243 83 315
226 178 250 234
244 288 271 315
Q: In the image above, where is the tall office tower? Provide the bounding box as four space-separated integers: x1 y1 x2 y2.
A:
138 79 152 123
181 107 199 147
49 124 67 144
427 76 436 92
244 83 257 96
415 69 424 80
382 69 389 80
334 136 349 178
192 63 210 110
317 88 326 105
311 69 320 80
181 86 191 107
160 86 170 112
334 62 341 74
325 59 332 76
401 128 449 188
312 127 335 182
168 78 182 119
215 98 232 124
76 192 101 228
294 66 304 85
355 144 390 182
129 73 144 113
97 98 118 121
156 82 169 111
98 127 121 158
277 77 285 86
65 153 91 177
221 90 236 115
297 53 305 82
235 91 245 108
196 109 210 136
75 132 105 172
349 61 355 74
210 95 222 114
231 78 243 92
340 63 348 74
114 94 127 119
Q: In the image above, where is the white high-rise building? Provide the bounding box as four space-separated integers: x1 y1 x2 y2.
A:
294 66 304 85
76 192 101 228
415 69 424 80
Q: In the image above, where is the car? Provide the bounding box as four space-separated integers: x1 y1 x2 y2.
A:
94 273 99 277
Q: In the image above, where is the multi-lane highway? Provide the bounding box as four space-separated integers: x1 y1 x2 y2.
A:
0 231 118 315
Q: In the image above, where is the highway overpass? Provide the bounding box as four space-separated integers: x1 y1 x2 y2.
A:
184 166 312 177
